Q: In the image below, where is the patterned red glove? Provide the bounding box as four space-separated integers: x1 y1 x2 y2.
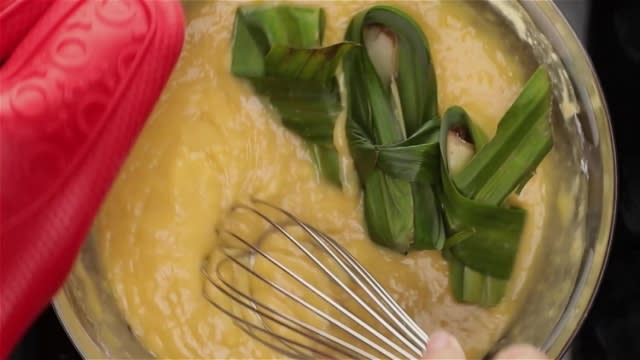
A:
0 0 184 356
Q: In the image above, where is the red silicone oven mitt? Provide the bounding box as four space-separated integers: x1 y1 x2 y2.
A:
0 0 185 356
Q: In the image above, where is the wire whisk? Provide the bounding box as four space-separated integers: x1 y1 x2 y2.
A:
201 200 429 359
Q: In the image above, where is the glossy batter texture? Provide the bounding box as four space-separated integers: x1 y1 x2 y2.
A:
96 1 547 358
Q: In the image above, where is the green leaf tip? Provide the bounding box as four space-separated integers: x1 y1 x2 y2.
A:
231 5 358 187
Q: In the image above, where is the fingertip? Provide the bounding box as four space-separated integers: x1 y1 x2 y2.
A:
423 330 466 359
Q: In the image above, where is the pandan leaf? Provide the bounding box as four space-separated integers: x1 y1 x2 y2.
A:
453 68 553 205
439 67 552 300
265 42 358 83
447 253 507 307
343 6 443 251
232 4 554 308
412 184 445 250
231 5 357 186
347 120 441 183
440 163 526 278
310 144 341 187
362 170 414 252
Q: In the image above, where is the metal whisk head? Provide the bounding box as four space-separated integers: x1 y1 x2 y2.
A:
201 200 429 359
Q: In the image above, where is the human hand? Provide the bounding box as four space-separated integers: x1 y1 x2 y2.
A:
423 330 548 360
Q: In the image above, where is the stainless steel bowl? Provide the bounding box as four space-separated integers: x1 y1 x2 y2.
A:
52 1 617 358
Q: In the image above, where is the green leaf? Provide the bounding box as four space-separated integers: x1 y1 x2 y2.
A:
453 68 553 205
438 109 509 304
343 6 442 251
230 9 266 78
347 120 441 183
346 6 439 135
412 184 445 250
231 5 357 186
438 106 488 153
265 42 359 83
310 144 341 187
448 254 507 307
231 6 325 78
362 170 414 252
444 230 475 250
438 66 552 287
439 106 527 279
440 163 526 278
262 77 342 143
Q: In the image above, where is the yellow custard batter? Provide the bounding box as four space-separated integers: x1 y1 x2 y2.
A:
96 1 546 358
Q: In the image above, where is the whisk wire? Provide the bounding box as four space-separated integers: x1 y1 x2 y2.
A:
237 205 421 358
202 265 354 359
316 229 428 346
261 205 425 356
302 222 425 354
202 201 429 359
254 200 428 348
225 230 407 359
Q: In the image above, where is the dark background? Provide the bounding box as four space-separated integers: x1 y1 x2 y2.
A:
569 0 640 359
8 1 640 359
